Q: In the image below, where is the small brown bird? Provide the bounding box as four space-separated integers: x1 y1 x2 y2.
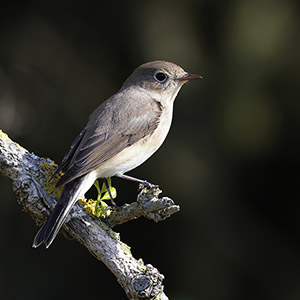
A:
33 60 202 248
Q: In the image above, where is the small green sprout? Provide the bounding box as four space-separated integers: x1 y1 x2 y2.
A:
78 178 117 218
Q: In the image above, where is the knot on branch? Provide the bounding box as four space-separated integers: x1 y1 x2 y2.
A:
129 264 164 299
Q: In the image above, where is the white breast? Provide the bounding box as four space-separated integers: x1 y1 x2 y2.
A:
95 104 173 178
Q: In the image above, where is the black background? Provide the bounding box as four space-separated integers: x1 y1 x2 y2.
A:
1 0 300 299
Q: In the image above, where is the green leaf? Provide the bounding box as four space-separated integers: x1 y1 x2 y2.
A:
101 187 117 200
94 200 101 218
94 180 102 201
100 182 107 194
106 177 112 187
93 178 117 216
95 199 109 217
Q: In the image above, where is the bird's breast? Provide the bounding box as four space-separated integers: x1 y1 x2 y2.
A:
95 106 173 178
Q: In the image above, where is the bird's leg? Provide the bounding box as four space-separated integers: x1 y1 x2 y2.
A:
115 174 155 189
105 178 117 207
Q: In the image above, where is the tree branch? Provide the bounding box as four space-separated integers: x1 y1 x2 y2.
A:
0 130 180 300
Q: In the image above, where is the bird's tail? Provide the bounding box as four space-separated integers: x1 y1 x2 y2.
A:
32 176 86 248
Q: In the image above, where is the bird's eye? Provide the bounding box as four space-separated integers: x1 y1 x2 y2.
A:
154 72 167 83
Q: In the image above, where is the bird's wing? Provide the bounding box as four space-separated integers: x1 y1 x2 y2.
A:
56 90 162 187
50 127 87 180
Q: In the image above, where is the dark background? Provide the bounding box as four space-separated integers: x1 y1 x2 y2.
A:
1 0 300 299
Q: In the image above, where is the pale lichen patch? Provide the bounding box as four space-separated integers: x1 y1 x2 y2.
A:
0 130 9 141
16 143 25 151
137 258 147 272
153 293 162 300
121 241 132 255
40 161 63 198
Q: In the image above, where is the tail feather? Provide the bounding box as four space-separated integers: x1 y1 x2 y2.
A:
32 177 86 248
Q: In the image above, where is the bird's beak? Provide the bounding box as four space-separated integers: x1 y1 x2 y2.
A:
177 73 203 81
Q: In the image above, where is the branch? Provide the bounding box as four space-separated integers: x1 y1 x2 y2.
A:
0 130 180 300
107 187 179 228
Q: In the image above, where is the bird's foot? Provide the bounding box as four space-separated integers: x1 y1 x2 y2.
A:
138 180 157 190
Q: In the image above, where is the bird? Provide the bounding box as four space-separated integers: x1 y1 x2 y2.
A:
32 60 202 248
